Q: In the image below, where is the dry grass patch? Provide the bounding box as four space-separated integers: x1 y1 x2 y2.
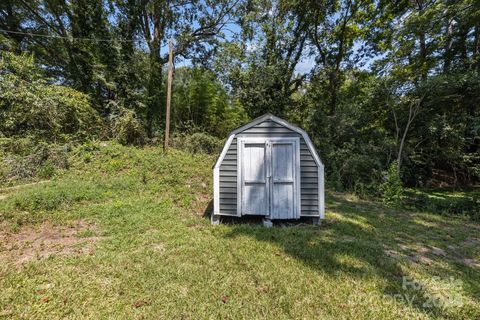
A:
0 219 101 267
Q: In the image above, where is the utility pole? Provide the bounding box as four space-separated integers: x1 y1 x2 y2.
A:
164 38 173 152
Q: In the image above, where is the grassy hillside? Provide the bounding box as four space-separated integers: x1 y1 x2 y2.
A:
0 142 479 319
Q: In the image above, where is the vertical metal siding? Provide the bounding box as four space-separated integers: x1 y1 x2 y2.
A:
218 120 319 216
300 140 319 215
219 137 237 215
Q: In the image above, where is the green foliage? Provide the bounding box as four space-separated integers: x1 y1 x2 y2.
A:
402 72 480 186
404 189 480 221
1 0 479 193
380 161 404 205
0 138 69 185
111 109 147 146
172 132 223 154
0 136 38 156
0 52 102 141
297 71 390 194
172 67 248 137
214 4 307 119
328 162 344 192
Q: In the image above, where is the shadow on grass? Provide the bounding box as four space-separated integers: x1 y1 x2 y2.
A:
218 192 480 318
203 199 214 218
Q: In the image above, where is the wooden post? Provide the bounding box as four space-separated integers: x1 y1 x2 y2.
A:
164 38 173 152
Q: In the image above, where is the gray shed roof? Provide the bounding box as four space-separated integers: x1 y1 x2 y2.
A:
213 113 323 169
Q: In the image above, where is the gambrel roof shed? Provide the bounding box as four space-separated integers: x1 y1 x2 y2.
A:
212 114 325 224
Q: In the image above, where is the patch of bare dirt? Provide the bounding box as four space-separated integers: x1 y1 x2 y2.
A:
193 193 211 216
383 247 435 266
430 246 447 257
0 220 101 267
463 238 480 246
409 255 434 266
463 259 480 268
152 243 166 254
384 249 402 258
384 243 480 269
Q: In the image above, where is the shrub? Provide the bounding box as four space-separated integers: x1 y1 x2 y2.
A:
111 109 147 146
0 52 102 141
172 132 222 154
0 140 69 184
353 180 378 199
328 162 344 192
326 142 385 196
380 161 404 205
0 137 37 156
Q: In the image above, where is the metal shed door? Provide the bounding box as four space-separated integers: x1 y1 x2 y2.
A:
239 138 300 218
239 140 269 215
270 140 299 219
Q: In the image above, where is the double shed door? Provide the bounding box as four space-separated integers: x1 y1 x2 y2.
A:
238 138 300 219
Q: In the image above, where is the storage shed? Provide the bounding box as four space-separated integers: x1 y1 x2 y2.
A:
212 114 324 225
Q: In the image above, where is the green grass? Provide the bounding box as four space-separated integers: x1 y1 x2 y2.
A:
403 188 479 221
0 142 479 319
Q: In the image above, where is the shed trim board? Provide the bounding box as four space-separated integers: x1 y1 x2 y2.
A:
213 114 325 219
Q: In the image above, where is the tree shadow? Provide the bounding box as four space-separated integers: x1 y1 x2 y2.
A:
221 192 480 317
203 199 214 218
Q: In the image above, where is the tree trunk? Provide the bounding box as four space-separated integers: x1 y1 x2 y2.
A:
397 115 412 173
142 4 165 138
2 0 23 48
416 0 427 81
443 16 454 73
397 97 423 173
473 25 480 70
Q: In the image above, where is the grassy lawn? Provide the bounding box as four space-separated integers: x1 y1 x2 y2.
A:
0 142 479 319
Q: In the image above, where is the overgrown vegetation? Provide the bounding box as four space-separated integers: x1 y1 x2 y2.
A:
0 143 479 319
0 53 102 141
171 132 223 154
1 0 478 196
0 1 478 318
381 161 404 206
110 109 147 146
0 138 70 185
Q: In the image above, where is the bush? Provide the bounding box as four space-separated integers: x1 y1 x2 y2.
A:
0 137 37 156
0 52 102 141
0 140 69 184
111 109 147 146
172 132 223 154
325 141 385 196
380 161 404 205
328 162 344 192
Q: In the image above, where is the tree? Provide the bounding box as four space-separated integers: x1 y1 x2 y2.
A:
216 0 308 118
369 0 480 185
132 0 243 135
0 51 101 140
172 67 247 137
